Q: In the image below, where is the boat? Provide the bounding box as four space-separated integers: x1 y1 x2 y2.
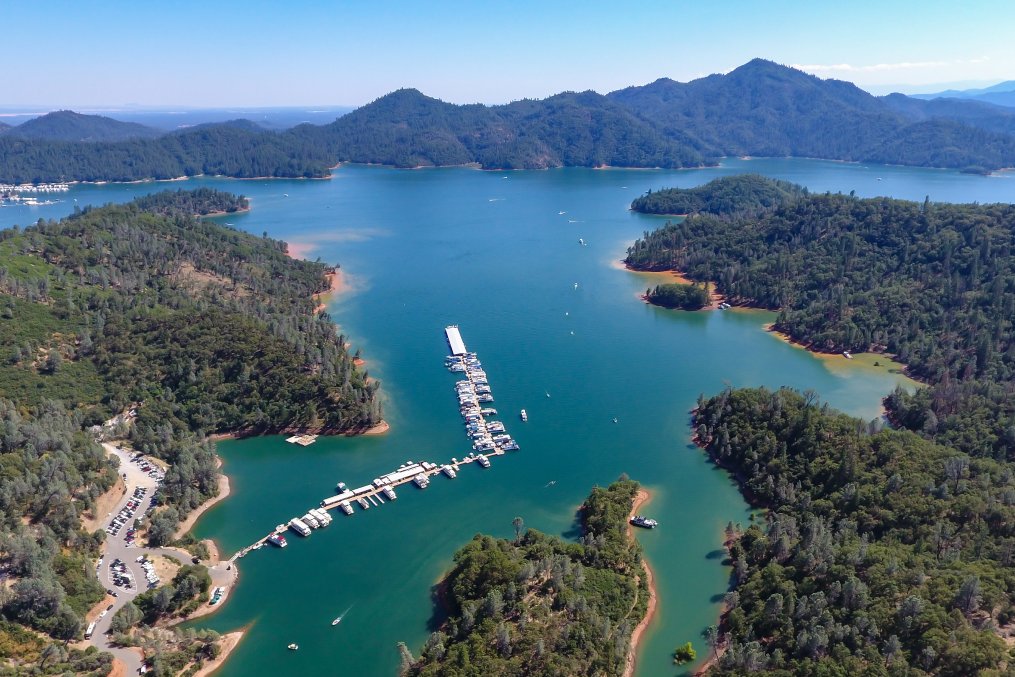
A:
382 486 397 500
288 518 311 537
520 409 528 422
413 473 430 489
843 351 853 359
268 533 288 548
332 617 341 626
339 501 354 515
612 417 619 424
442 464 457 478
336 481 347 492
477 454 491 468
630 515 659 529
288 643 298 651
332 605 353 626
357 497 370 510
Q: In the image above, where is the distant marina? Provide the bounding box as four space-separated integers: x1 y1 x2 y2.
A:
0 182 69 207
230 325 521 559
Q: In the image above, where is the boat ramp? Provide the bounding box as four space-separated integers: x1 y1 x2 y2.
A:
231 325 521 559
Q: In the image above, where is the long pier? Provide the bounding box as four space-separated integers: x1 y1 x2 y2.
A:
230 325 520 559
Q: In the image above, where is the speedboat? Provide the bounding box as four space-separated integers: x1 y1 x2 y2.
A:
288 643 299 651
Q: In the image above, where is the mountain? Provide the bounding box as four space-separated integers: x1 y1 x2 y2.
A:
880 93 1015 136
913 81 1015 108
608 59 1015 170
5 59 1015 182
180 118 269 133
0 121 9 132
3 110 162 142
299 88 707 169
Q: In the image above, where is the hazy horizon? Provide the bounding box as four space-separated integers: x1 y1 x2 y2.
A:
3 1 1013 107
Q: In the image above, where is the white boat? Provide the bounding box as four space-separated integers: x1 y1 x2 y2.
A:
288 643 298 651
268 533 288 548
520 409 528 422
413 473 430 489
382 486 397 500
477 454 491 468
843 351 853 359
288 518 311 537
357 497 370 510
339 501 354 515
442 465 457 479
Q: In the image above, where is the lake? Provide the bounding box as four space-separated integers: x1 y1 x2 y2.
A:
4 159 1011 676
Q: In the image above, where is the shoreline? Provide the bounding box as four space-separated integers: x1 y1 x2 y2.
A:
623 488 657 677
615 259 727 310
193 630 245 677
175 457 231 540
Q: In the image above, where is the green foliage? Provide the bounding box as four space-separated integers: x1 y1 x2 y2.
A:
694 387 1015 675
0 621 111 676
408 479 646 676
2 110 161 143
673 642 697 664
133 564 212 625
631 175 806 216
646 283 709 310
0 190 380 662
628 190 1015 460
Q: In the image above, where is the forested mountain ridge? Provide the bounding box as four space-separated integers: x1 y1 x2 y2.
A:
608 59 1015 171
694 387 1015 675
1 110 162 143
0 190 378 659
7 59 1015 181
292 87 707 170
406 479 648 676
626 182 1015 462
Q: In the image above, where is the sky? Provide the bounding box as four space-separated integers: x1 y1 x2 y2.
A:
4 0 1014 107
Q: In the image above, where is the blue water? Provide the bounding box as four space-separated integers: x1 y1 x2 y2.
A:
3 159 1012 676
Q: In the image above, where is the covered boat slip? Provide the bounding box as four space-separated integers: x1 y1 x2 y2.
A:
445 325 467 355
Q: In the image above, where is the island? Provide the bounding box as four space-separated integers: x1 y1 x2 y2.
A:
0 189 380 674
403 479 651 676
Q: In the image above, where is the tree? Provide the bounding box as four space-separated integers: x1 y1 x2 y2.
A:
512 516 524 544
673 642 697 664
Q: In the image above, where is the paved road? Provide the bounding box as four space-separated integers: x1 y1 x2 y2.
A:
87 444 236 675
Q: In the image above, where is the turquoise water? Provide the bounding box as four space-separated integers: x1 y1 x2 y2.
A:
5 160 1013 676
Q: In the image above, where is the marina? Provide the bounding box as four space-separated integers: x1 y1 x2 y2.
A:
231 325 523 560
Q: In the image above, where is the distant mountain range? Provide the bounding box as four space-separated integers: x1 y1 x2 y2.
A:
912 81 1015 108
3 59 1015 183
0 110 162 142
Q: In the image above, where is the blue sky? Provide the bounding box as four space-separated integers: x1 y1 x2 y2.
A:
4 0 1013 106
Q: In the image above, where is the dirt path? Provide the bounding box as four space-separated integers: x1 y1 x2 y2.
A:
623 488 657 677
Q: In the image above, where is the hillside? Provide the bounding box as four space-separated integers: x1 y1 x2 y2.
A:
609 59 1015 171
3 110 162 142
694 387 1015 675
0 190 379 659
6 60 1015 181
405 479 648 676
301 88 707 169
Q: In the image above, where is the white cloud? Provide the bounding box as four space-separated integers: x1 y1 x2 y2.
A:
792 57 990 74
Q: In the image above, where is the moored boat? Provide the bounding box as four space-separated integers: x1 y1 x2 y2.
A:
520 409 528 422
268 533 288 548
630 515 658 529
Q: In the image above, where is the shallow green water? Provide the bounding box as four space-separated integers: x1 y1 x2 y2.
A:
5 159 1012 676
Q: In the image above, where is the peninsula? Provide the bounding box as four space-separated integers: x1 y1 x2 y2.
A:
0 189 381 673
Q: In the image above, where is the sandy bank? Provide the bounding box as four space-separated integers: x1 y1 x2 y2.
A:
623 488 657 677
615 259 727 310
358 420 390 436
313 269 346 312
193 631 245 677
175 459 230 540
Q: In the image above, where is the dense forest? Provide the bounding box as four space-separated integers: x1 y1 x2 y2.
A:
626 178 1015 462
631 174 806 216
694 387 1015 675
645 282 710 310
7 60 1015 182
405 479 648 676
628 175 1015 672
0 190 378 666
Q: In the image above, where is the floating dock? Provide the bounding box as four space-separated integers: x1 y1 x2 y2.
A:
445 325 467 356
232 325 521 559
